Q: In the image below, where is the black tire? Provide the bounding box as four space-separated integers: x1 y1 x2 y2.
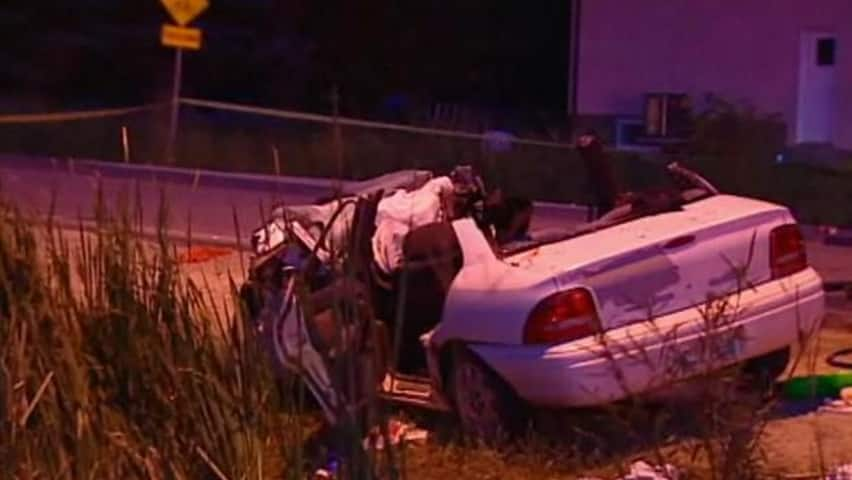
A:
741 346 791 396
447 345 527 444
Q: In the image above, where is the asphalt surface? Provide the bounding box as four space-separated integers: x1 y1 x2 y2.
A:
0 155 319 245
0 155 587 246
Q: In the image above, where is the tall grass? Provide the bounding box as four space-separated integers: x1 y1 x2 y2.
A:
0 192 309 478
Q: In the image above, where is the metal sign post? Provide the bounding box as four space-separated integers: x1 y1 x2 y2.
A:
159 0 208 164
166 48 183 164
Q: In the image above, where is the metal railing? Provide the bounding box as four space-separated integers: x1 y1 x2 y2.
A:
180 98 575 150
0 98 599 205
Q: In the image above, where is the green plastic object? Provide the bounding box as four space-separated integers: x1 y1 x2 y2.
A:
783 374 852 400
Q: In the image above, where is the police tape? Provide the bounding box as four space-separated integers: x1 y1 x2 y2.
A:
180 97 576 150
0 103 167 124
0 98 579 149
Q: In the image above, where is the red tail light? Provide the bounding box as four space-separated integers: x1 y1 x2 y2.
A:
770 224 808 279
523 288 600 344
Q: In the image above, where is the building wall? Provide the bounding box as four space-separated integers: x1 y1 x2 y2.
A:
576 0 852 148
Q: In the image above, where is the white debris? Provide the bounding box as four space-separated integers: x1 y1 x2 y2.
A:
825 463 852 480
818 387 852 415
579 460 681 480
819 399 852 414
362 418 429 451
271 176 453 275
371 176 454 274
616 461 681 480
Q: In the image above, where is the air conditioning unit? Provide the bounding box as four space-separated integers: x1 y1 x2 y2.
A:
644 93 692 139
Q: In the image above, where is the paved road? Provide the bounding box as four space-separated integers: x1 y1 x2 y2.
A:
0 154 849 285
0 155 334 245
0 155 585 245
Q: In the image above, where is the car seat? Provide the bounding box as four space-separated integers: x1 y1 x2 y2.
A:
392 222 464 374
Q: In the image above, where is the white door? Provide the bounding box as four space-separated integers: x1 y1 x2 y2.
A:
796 33 837 143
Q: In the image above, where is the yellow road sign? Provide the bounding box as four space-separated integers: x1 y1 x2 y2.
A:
161 24 202 50
160 0 209 26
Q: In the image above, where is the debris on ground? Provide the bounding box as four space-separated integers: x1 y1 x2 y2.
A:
310 419 428 479
819 398 852 414
580 460 682 480
178 245 232 264
313 462 339 480
310 446 343 480
616 461 681 480
362 418 429 451
818 387 852 414
825 463 852 480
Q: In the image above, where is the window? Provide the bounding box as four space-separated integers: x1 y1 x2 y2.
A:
817 37 836 66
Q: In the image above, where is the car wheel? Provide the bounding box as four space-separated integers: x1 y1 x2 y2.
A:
447 345 526 444
741 346 791 397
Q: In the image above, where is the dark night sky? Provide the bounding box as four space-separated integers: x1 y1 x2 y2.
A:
0 1 568 118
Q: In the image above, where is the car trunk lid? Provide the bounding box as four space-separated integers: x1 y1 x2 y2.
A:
507 195 793 330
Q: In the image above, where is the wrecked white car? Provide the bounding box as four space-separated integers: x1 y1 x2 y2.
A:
241 164 825 438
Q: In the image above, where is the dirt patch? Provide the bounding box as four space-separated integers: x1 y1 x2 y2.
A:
761 410 852 477
49 226 247 328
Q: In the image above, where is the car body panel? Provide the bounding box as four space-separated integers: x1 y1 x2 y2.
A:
425 194 823 408
468 267 824 406
433 195 797 348
247 166 826 414
430 218 561 345
503 195 793 331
